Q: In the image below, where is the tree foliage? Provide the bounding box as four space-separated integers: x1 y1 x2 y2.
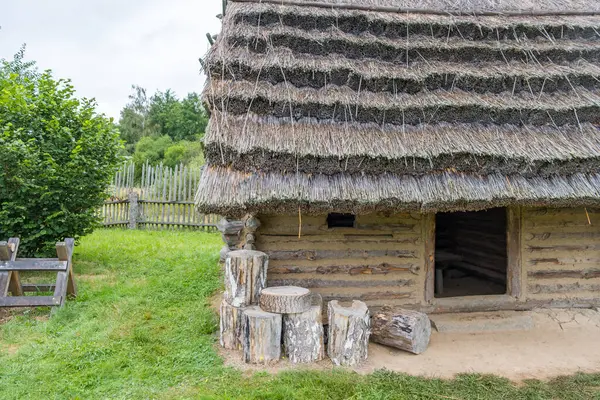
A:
0 50 122 255
118 86 208 171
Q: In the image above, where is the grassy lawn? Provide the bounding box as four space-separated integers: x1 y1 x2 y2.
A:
0 229 599 399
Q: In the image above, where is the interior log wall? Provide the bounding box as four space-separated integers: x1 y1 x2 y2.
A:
256 213 424 308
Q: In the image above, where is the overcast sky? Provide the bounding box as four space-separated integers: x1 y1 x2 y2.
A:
0 0 222 120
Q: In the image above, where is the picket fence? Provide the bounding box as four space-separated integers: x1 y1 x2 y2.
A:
101 162 218 230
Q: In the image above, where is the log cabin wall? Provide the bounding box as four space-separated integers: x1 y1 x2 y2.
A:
522 207 600 303
255 213 426 308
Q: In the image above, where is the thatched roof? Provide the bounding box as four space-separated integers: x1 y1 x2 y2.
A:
196 0 600 216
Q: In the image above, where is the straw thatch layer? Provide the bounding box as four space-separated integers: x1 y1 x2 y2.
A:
224 23 600 65
208 46 600 95
230 0 600 14
196 1 600 215
195 166 600 216
231 2 600 38
205 113 600 176
206 79 600 126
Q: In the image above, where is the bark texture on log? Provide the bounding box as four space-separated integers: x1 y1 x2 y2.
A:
370 307 431 355
224 250 268 307
242 307 282 364
219 300 246 350
283 294 325 364
327 300 370 366
259 286 311 314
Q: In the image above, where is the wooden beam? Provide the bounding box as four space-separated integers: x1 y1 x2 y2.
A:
423 213 436 303
507 207 523 299
21 284 56 293
0 296 61 307
0 261 68 272
0 238 23 296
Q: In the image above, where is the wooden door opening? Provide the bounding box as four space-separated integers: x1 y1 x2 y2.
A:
434 208 508 298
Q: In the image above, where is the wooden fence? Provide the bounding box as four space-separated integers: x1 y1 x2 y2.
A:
101 162 219 230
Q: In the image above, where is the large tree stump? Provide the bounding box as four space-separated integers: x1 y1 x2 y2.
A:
259 286 312 314
327 300 370 366
219 300 246 350
371 307 431 355
242 307 282 364
283 294 325 364
224 250 268 307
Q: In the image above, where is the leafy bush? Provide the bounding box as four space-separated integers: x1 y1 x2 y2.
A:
0 51 122 256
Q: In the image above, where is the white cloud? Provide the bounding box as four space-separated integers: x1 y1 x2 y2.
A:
0 0 222 120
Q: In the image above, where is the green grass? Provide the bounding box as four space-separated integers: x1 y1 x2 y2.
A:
0 229 599 399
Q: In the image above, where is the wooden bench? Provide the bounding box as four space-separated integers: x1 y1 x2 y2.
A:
0 238 77 307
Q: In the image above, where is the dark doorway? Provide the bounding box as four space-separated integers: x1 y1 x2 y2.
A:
435 208 508 298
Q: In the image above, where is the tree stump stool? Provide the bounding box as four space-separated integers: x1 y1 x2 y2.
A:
259 286 311 314
242 307 282 364
283 294 325 363
224 250 268 307
327 300 370 366
371 307 431 355
219 300 246 350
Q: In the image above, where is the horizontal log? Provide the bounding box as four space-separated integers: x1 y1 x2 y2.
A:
523 219 596 228
320 291 412 302
528 269 600 280
525 231 600 243
529 283 600 294
138 200 196 205
268 278 414 288
526 244 600 252
256 236 420 251
526 207 600 216
453 261 506 283
268 263 420 275
528 257 600 266
267 249 417 261
102 222 128 226
0 261 68 272
0 296 62 307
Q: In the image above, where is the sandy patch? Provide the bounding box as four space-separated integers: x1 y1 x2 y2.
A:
220 308 600 381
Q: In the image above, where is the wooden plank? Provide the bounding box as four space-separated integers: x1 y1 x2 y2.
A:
528 269 600 280
423 213 435 303
268 263 419 275
0 296 61 307
526 244 600 252
22 284 56 292
268 278 415 288
0 261 68 271
507 207 522 299
529 283 600 295
1 238 23 296
268 249 417 261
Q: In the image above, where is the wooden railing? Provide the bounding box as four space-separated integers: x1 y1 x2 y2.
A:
101 162 218 231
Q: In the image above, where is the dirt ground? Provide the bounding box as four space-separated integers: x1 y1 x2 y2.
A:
222 308 600 381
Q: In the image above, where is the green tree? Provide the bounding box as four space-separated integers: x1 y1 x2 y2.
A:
0 51 122 256
118 85 158 152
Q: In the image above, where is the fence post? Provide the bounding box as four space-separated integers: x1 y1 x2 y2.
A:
128 192 139 230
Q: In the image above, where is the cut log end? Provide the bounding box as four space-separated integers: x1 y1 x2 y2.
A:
259 286 312 314
242 307 282 365
283 294 325 364
370 307 431 355
224 250 268 307
327 300 371 367
219 300 245 350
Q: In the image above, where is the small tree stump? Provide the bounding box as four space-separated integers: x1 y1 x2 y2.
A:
259 286 311 314
242 307 282 364
283 294 325 363
327 300 370 366
219 300 246 350
371 307 431 355
224 250 268 307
